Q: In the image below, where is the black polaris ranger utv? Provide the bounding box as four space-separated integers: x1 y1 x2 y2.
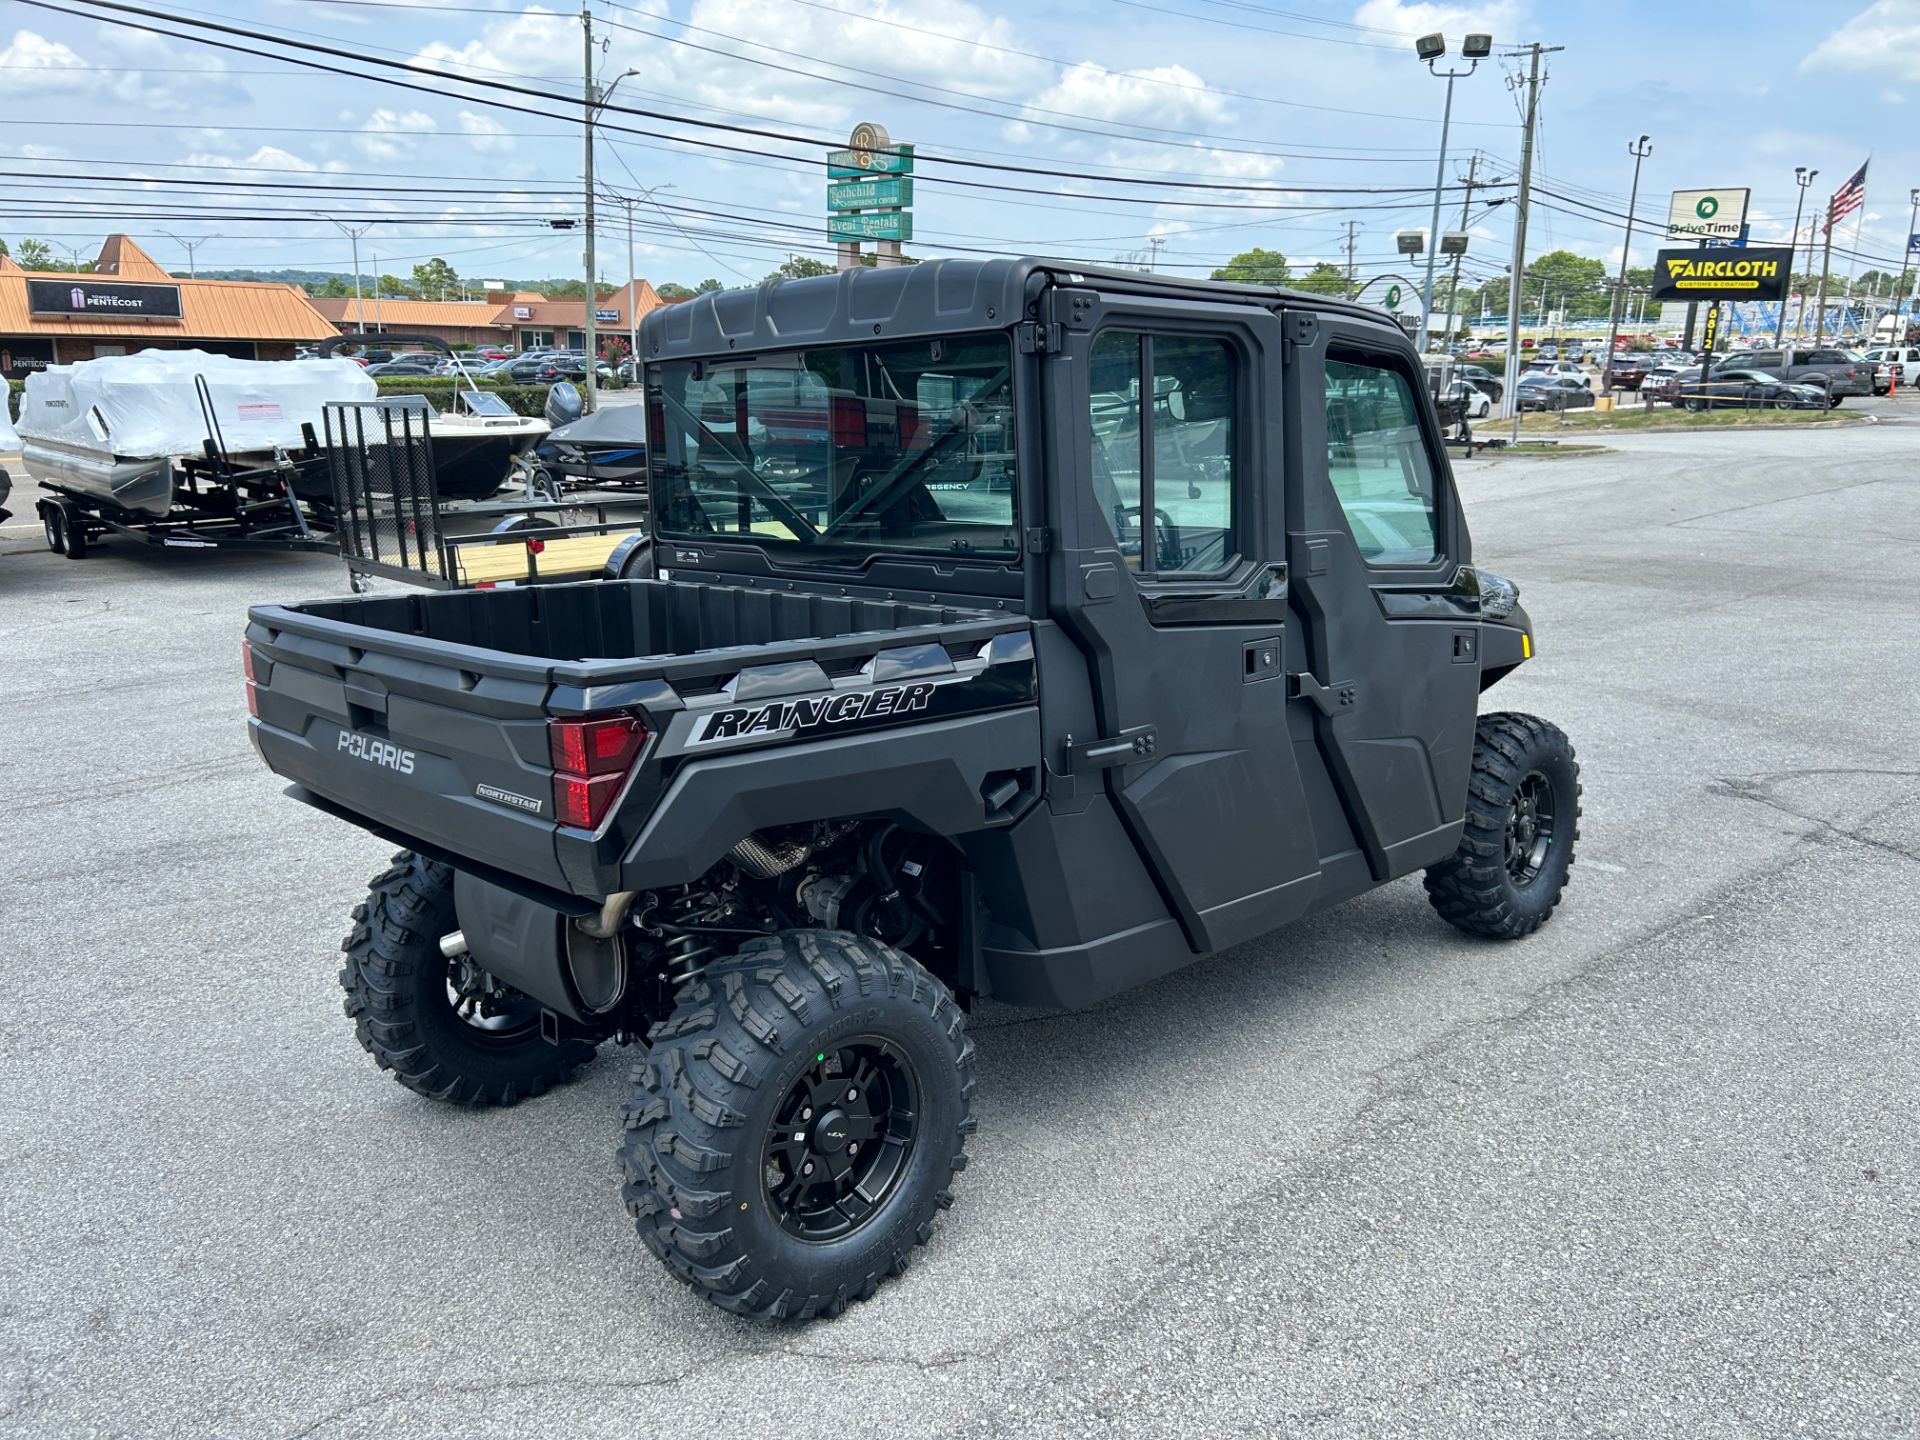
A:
244 259 1579 1322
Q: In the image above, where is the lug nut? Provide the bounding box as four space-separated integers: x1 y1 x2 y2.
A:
802 1162 814 1175
801 1107 812 1121
846 1088 858 1102
848 1143 858 1156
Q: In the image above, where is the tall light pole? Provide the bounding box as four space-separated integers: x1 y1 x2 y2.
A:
1784 168 1816 346
1414 30 1491 353
160 232 220 280
330 220 375 334
1902 187 1920 339
581 37 639 411
1603 135 1652 396
603 181 672 373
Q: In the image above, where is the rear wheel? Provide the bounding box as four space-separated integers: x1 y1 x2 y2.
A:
339 851 596 1105
1425 713 1581 940
1772 394 1796 411
621 930 976 1322
41 502 66 555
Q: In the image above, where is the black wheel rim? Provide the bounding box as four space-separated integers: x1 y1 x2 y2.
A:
1506 769 1557 886
761 1039 919 1243
443 955 542 1043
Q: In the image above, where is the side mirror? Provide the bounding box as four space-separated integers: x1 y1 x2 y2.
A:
545 381 583 427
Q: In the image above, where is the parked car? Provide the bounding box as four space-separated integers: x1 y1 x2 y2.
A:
1524 359 1591 388
365 356 440 378
1515 374 1595 412
475 346 512 361
351 348 395 366
1604 355 1650 390
1863 345 1920 388
1730 348 1868 406
1669 368 1827 412
1455 363 1504 403
1447 379 1493 419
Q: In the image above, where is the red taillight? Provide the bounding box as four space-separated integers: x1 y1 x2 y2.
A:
242 639 260 718
548 714 648 829
830 394 866 448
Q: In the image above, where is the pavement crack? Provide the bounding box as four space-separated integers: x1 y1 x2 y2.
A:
1708 774 1920 865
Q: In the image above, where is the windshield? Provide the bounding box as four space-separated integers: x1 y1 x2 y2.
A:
648 336 1018 563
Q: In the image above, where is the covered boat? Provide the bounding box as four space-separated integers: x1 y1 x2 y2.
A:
17 349 374 518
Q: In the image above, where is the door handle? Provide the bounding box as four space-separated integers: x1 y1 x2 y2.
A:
1064 725 1158 774
1290 671 1358 717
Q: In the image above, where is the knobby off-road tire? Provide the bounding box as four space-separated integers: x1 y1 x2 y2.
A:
620 930 976 1322
1425 712 1581 940
339 851 596 1105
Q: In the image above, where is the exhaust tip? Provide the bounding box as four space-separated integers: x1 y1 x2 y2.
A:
438 929 469 959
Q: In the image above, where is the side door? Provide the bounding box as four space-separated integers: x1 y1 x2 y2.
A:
1280 311 1481 894
1042 287 1322 954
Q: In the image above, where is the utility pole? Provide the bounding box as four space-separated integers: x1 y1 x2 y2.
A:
331 220 373 334
1147 236 1166 272
581 3 599 411
1603 136 1651 397
1503 42 1560 442
1815 204 1834 345
1343 221 1361 298
1444 154 1482 341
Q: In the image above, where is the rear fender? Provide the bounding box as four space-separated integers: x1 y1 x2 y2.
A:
611 707 1043 893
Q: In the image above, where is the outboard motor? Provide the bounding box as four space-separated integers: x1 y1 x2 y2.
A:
545 381 584 428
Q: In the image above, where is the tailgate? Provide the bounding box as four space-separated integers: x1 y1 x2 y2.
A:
244 609 574 893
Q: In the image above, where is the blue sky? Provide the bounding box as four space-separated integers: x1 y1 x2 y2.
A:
2 0 1914 289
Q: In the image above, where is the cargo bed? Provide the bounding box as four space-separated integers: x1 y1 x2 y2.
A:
245 577 1037 898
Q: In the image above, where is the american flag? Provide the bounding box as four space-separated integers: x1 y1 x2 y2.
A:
1827 160 1868 231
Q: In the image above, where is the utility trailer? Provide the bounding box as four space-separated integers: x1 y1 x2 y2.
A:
246 259 1581 1323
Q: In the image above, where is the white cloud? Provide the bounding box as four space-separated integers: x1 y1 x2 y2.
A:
457 110 514 153
1351 0 1524 37
356 109 439 161
181 145 322 176
18 143 64 160
1007 62 1230 142
1806 0 1920 79
0 29 88 94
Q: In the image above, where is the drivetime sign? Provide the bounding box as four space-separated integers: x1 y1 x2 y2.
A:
1666 188 1751 241
27 279 183 318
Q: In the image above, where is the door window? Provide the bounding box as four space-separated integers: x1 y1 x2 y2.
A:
1323 355 1441 565
1087 330 1235 573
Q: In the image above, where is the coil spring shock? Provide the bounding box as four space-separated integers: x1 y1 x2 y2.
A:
653 885 722 988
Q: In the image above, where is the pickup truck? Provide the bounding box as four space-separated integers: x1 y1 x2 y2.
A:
245 259 1581 1322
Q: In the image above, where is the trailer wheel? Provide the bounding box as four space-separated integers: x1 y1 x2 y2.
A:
620 930 976 1322
338 851 597 1106
1425 712 1581 940
41 502 66 555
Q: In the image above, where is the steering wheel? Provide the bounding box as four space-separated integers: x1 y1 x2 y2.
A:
1121 504 1183 571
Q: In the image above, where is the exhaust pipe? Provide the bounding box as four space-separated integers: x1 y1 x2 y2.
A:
439 929 469 959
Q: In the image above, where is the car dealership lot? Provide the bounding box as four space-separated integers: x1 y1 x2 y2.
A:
2 424 1916 1438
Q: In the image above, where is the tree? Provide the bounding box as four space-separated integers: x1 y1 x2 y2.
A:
765 256 833 282
317 276 351 298
1292 261 1349 296
0 238 8 258
15 238 53 269
1526 249 1607 320
694 277 724 293
410 257 459 300
655 282 697 301
1210 247 1289 285
375 274 414 298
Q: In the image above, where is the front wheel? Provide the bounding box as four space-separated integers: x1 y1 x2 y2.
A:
1425 713 1581 939
621 931 976 1322
339 851 596 1105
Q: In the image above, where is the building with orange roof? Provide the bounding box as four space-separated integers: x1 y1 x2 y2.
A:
489 280 666 357
308 295 513 348
0 235 339 380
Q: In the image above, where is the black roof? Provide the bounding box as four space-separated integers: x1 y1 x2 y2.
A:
641 256 1401 362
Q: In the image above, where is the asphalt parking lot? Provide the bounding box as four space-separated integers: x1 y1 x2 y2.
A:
2 422 1917 1438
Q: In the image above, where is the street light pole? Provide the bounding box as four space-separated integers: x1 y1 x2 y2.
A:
1603 136 1651 396
330 220 374 334
1902 187 1920 339
160 232 220 280
1783 168 1816 346
1415 32 1490 354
